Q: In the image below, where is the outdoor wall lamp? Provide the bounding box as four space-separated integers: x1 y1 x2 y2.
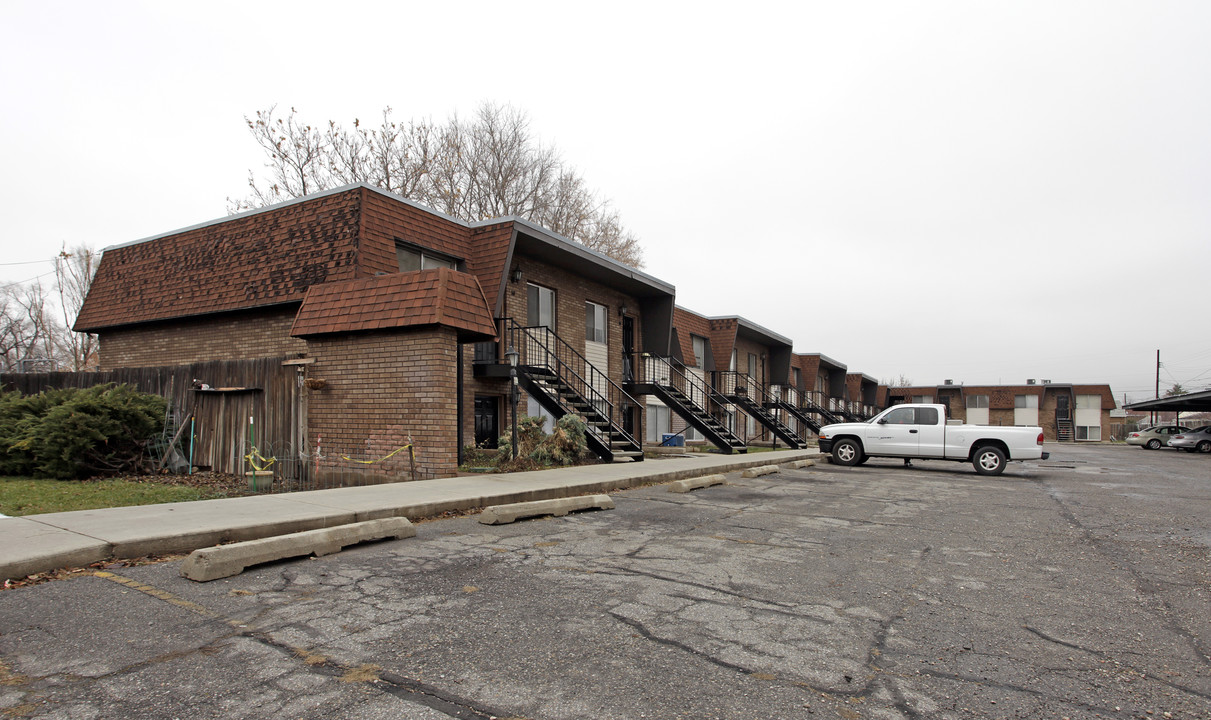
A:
618 305 629 317
510 266 522 283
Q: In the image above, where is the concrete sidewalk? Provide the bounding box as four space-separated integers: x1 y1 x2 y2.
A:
1 449 822 582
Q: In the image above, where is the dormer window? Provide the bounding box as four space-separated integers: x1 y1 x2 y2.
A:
395 241 460 272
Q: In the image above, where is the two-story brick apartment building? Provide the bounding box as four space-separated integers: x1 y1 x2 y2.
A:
74 184 675 479
845 373 880 420
795 353 849 424
659 308 807 449
885 381 1117 442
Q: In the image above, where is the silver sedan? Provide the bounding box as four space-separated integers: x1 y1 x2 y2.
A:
1168 426 1211 453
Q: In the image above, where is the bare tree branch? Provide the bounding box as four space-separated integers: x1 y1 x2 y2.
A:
55 245 99 370
230 102 644 267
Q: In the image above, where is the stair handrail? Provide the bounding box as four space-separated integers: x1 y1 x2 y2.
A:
716 370 773 406
506 319 641 448
800 394 838 422
637 353 736 422
717 370 807 444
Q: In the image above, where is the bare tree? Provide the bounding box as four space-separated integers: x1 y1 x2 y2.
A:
55 245 100 370
0 282 62 373
229 103 644 267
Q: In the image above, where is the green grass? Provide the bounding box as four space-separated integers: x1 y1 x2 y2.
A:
0 477 238 517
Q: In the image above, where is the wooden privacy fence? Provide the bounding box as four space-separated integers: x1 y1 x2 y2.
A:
1 358 304 476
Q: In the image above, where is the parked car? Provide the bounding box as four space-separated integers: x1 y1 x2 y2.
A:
817 403 1047 476
1167 426 1211 453
1126 425 1191 450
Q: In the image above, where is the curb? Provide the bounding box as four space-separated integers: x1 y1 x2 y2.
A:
1 450 824 582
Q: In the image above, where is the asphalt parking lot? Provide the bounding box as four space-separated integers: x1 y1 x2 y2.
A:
1 444 1209 720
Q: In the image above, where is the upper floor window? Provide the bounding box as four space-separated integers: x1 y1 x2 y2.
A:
585 301 607 344
966 395 989 409
527 283 555 329
691 335 707 368
396 242 459 272
1015 394 1039 409
911 394 933 404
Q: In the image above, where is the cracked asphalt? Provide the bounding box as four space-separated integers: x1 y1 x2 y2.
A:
1 443 1209 719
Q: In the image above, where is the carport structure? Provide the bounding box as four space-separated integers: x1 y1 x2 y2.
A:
1125 389 1211 424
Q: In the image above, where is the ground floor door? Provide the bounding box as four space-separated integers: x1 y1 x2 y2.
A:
474 396 499 448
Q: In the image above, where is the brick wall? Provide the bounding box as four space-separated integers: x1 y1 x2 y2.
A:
98 307 305 369
305 327 461 480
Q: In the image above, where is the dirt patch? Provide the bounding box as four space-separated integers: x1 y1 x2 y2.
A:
85 471 255 496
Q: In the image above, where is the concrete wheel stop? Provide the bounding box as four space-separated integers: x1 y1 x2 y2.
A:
180 517 416 582
478 495 614 525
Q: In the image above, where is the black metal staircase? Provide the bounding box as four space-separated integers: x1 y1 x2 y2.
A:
800 395 842 425
1056 419 1074 442
716 372 809 449
507 321 644 463
836 407 863 423
764 387 823 435
625 354 747 454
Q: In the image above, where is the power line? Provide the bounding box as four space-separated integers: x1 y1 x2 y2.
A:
0 270 57 288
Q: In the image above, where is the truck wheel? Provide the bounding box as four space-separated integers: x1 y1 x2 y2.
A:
1146 439 1161 450
831 439 863 466
973 445 1006 475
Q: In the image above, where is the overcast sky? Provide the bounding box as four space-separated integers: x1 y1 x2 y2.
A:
3 1 1208 403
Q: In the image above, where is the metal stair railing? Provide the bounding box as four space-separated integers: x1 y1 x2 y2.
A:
717 371 807 444
716 371 767 404
506 319 641 450
633 353 746 451
636 354 734 422
802 395 840 424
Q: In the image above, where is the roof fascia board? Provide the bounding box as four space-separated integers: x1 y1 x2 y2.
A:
706 315 793 348
507 218 674 297
493 227 521 317
79 300 303 333
800 353 847 371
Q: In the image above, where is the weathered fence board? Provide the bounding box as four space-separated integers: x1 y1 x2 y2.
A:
2 358 303 476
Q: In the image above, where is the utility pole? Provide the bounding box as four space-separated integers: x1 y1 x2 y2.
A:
1154 349 1160 426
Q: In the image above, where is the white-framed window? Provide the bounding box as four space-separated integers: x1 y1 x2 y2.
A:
585 301 607 344
527 283 555 329
691 335 707 368
911 395 933 404
1014 395 1039 409
1075 394 1102 442
396 243 459 272
966 395 989 409
1076 425 1102 441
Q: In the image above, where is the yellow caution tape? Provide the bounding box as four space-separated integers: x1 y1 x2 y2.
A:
340 444 413 465
245 446 277 472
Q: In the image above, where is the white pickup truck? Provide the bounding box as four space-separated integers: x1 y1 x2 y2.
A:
816 403 1048 475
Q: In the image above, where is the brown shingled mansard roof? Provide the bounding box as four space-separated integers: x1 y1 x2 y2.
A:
289 268 496 341
75 183 672 335
74 189 366 332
